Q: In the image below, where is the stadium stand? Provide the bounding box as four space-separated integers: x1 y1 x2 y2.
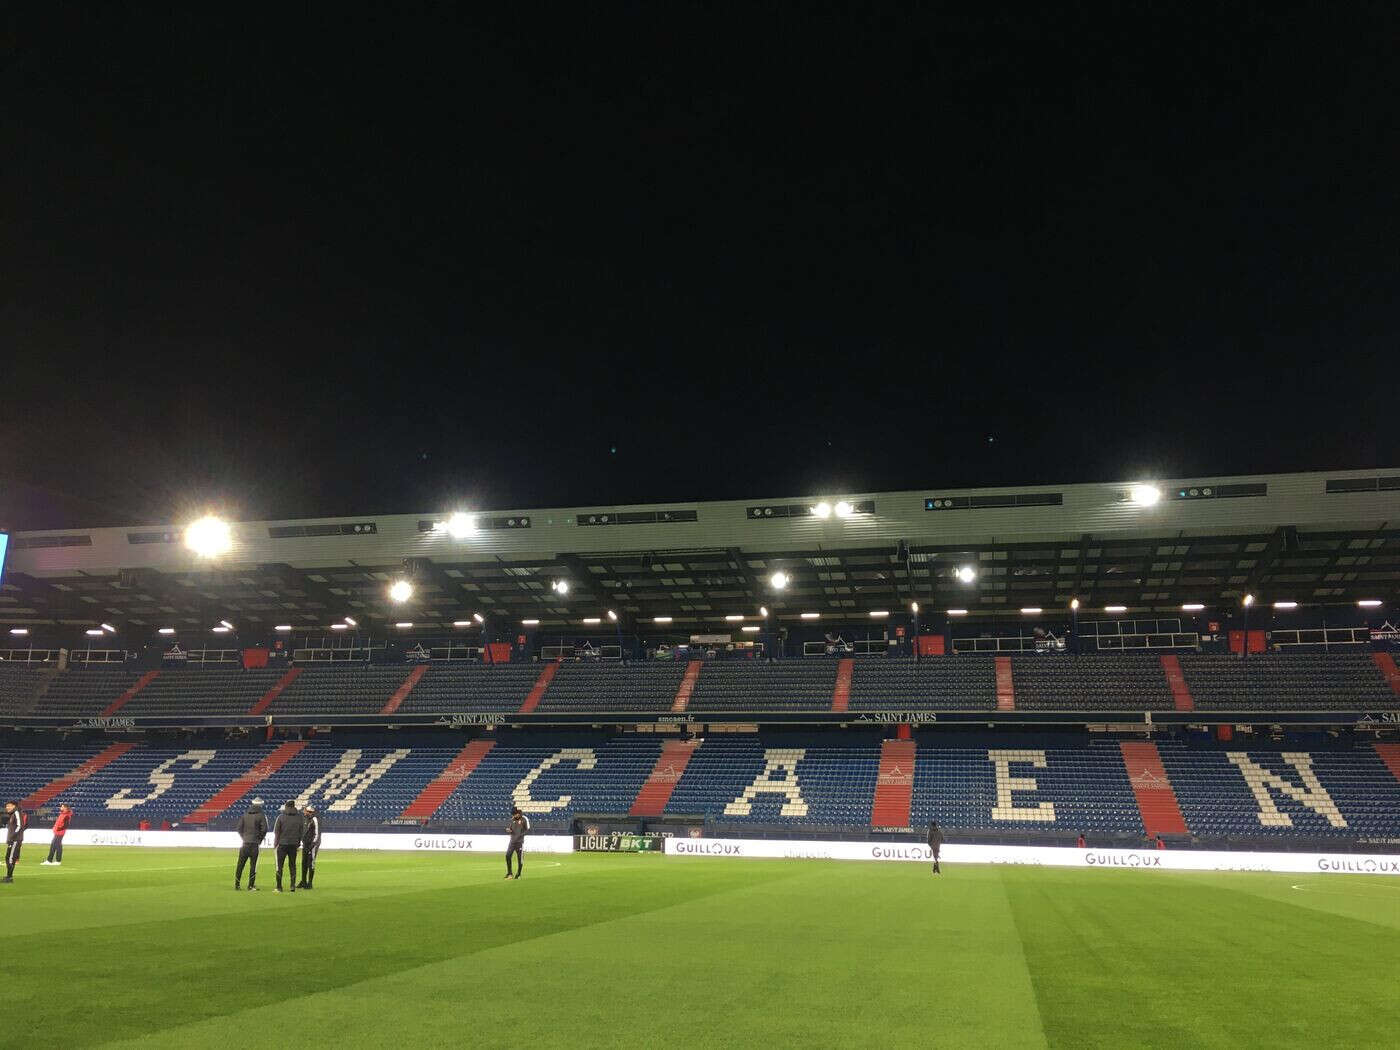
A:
1178 654 1397 710
0 662 54 715
1010 655 1176 710
400 664 557 714
847 656 996 710
4 732 1400 844
536 662 687 713
34 669 145 718
266 666 425 714
120 668 288 717
685 661 838 712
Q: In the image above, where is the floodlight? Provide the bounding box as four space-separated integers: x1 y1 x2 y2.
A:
85 628 104 636
725 614 745 622
812 502 833 519
868 610 889 618
1242 593 1255 607
946 609 968 616
1181 604 1205 612
911 602 919 613
157 627 175 635
389 579 414 603
741 625 760 633
184 515 233 557
1020 607 1042 615
446 512 476 538
800 612 819 619
211 626 231 633
552 580 570 595
343 617 357 627
330 623 348 630
834 500 854 518
653 616 673 623
9 628 30 636
1105 605 1127 613
770 571 789 590
606 610 617 622
219 620 234 630
101 623 116 633
395 622 413 628
583 617 601 624
759 606 769 618
473 613 485 624
1358 600 1383 608
275 625 293 631
1129 484 1161 507
1070 599 1079 611
1273 601 1297 610
522 618 540 626
955 566 976 584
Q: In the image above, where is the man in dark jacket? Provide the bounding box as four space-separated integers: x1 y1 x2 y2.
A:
927 820 944 876
3 801 24 883
273 801 304 893
235 799 268 891
297 806 321 889
505 807 529 879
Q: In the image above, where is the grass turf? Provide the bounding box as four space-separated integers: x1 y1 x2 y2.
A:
0 848 1396 1048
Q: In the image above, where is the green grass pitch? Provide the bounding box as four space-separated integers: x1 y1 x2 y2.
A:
1 848 1397 1048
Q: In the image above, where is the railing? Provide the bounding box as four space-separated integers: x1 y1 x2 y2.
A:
541 644 624 661
953 634 1067 654
67 648 128 665
0 647 62 664
802 639 891 656
166 648 242 665
427 644 484 661
1081 617 1185 636
1271 627 1371 650
292 646 380 663
1095 633 1198 651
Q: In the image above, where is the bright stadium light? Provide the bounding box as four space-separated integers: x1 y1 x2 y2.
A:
219 619 234 630
551 580 570 595
955 566 976 584
9 628 29 636
759 606 769 618
812 502 833 519
911 601 919 614
769 571 789 590
1020 607 1042 615
583 617 601 624
1359 600 1384 608
343 617 357 627
1105 605 1127 613
1181 604 1205 612
869 610 889 618
473 612 485 624
101 623 116 633
741 625 760 633
275 625 293 631
522 618 540 626
330 623 348 630
157 627 175 635
1070 599 1080 611
85 628 104 636
184 515 232 558
395 622 413 628
800 612 819 620
834 500 854 518
653 616 673 623
444 512 477 538
946 609 968 616
389 579 414 603
606 610 617 622
725 614 745 622
1129 484 1161 507
1242 593 1255 607
211 626 231 634
1273 601 1297 610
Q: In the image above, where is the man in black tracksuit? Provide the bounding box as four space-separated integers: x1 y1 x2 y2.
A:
927 820 944 876
3 801 24 883
297 806 320 890
273 801 304 893
505 807 529 879
235 799 268 890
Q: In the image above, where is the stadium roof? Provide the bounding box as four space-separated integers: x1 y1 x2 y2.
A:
3 468 1400 635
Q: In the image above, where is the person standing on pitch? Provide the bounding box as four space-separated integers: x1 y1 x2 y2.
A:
297 806 320 890
273 801 304 893
505 807 529 879
235 798 268 891
3 801 24 883
927 820 944 875
42 804 73 865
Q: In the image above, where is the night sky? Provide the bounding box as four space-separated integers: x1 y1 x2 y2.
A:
3 6 1398 531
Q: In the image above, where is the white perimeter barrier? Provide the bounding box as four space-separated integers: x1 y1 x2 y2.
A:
19 828 575 854
19 829 1400 875
664 837 1400 876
